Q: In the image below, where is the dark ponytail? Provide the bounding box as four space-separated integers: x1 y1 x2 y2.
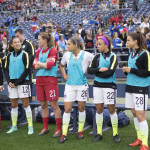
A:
128 32 147 53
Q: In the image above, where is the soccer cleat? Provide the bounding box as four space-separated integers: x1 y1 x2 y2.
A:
52 130 61 138
59 135 67 143
38 128 49 136
140 145 149 150
113 134 121 143
28 126 34 135
7 126 17 134
129 139 142 147
78 132 84 139
93 134 103 142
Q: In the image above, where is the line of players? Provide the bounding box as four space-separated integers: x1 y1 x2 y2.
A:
0 29 150 150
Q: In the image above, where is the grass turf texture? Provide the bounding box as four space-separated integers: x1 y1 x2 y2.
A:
0 119 150 150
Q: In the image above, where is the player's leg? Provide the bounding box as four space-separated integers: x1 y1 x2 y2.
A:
59 102 73 143
7 98 18 134
45 84 62 137
78 101 86 139
50 100 62 137
134 94 149 150
93 87 104 142
104 88 120 143
22 97 33 135
38 100 49 136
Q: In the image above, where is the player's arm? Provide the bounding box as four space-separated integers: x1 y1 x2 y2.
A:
36 48 57 70
87 54 100 74
0 59 3 86
13 52 30 86
59 53 69 80
4 53 11 84
95 54 118 78
130 51 150 77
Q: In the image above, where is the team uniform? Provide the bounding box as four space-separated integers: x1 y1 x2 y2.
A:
125 49 150 148
88 51 119 138
61 50 94 102
4 49 33 134
61 50 93 136
4 50 31 98
125 49 150 110
33 47 61 132
33 47 58 101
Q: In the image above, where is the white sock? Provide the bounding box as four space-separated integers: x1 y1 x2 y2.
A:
139 120 148 146
62 112 71 136
134 117 142 140
11 107 18 127
24 106 33 127
78 111 86 132
110 112 118 136
96 112 103 135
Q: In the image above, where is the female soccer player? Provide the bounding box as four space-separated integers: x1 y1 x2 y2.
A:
33 33 62 137
123 32 150 150
59 36 93 143
87 35 120 143
4 37 33 134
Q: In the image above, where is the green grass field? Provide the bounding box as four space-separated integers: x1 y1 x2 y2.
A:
1 110 150 150
1 97 150 150
0 119 150 150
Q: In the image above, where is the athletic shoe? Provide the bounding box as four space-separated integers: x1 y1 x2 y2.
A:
38 129 49 136
59 135 67 143
129 139 142 147
93 134 103 142
113 134 121 143
140 145 149 150
7 126 17 134
28 126 34 135
78 132 84 139
52 130 61 138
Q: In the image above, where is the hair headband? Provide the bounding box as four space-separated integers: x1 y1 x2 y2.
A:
99 36 109 47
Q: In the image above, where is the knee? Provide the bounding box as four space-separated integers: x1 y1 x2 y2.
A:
136 113 145 122
11 103 18 108
51 103 59 112
41 103 48 110
23 102 29 108
65 108 72 113
78 106 85 112
108 108 115 115
96 109 103 114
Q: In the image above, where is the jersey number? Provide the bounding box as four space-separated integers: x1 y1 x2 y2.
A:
22 86 29 94
107 92 114 99
49 90 56 98
81 90 88 98
136 97 144 105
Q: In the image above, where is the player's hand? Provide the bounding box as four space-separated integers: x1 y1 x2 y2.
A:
37 61 42 66
64 74 69 80
46 58 55 63
9 82 15 88
99 68 108 72
123 67 131 73
0 85 4 91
